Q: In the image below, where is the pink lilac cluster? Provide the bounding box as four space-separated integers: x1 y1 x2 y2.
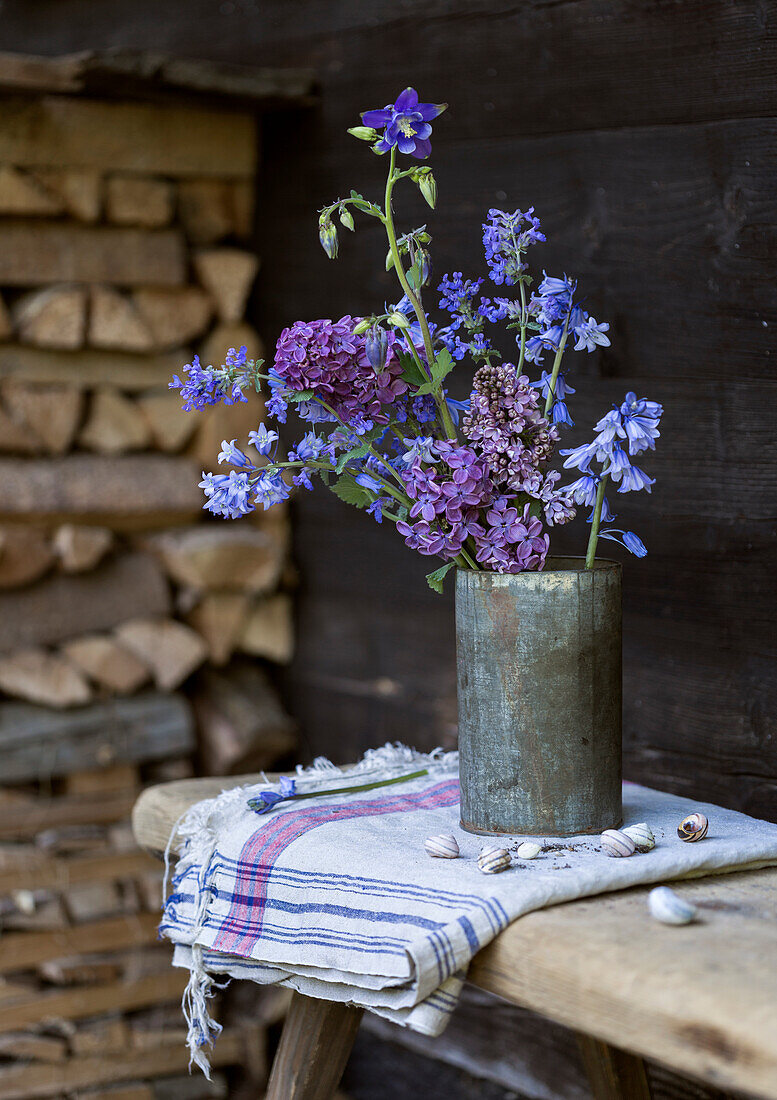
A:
273 316 408 423
463 361 575 527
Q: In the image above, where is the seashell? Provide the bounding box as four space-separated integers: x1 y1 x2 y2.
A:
622 822 655 853
648 886 698 925
516 841 542 860
677 812 708 842
600 829 636 858
478 845 511 874
424 834 460 859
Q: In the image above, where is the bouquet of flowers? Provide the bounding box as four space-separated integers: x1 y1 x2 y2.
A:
171 88 662 592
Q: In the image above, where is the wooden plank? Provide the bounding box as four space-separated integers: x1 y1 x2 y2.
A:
0 971 187 1034
0 345 184 390
577 1035 652 1100
0 847 158 898
0 787 138 841
266 993 363 1100
0 692 193 783
0 1024 257 1100
0 912 160 973
0 455 203 527
0 221 185 286
0 552 169 654
0 95 257 177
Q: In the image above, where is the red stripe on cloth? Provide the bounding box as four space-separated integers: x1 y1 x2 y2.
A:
212 777 460 955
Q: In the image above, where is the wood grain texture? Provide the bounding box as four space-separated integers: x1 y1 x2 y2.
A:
577 1035 652 1100
266 992 363 1100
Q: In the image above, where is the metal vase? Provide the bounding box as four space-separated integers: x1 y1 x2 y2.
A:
456 558 622 837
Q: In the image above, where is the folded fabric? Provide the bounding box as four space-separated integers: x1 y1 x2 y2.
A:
160 744 777 1074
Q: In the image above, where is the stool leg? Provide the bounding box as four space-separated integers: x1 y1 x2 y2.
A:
266 992 363 1100
577 1034 652 1100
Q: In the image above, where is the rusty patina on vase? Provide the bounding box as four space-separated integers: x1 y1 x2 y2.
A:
456 558 622 837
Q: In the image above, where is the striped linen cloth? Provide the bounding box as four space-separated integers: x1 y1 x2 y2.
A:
160 745 777 1074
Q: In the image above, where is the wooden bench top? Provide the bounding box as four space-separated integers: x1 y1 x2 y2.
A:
133 775 777 1100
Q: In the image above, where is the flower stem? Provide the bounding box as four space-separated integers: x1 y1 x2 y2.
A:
585 474 608 569
543 311 571 419
383 148 457 440
248 768 431 813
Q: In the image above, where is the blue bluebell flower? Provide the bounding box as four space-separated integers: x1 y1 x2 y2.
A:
218 439 253 468
573 315 611 352
200 470 255 519
531 371 575 402
361 88 446 159
445 395 470 426
615 465 655 493
290 432 326 462
253 470 291 510
599 529 648 557
551 400 574 427
564 474 599 507
355 471 382 494
279 776 296 797
400 436 436 465
248 424 279 455
560 440 599 473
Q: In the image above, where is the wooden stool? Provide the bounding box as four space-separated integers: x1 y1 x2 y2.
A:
133 775 777 1100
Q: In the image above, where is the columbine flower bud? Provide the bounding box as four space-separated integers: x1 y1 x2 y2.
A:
318 218 338 259
388 312 410 330
352 318 372 335
417 249 432 286
365 326 388 371
347 126 379 142
418 170 437 209
339 207 355 231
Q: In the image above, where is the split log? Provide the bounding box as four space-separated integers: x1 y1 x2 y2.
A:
0 552 169 654
186 592 250 666
106 175 174 227
0 649 92 707
133 286 213 349
0 95 257 177
79 389 153 454
39 954 125 986
0 692 193 783
0 526 55 589
195 662 297 775
0 913 159 974
0 970 188 1036
0 1032 67 1063
0 455 204 528
64 881 123 923
178 178 254 244
194 248 260 322
1 381 84 454
0 165 63 216
3 894 68 932
0 296 11 340
0 788 139 841
53 524 113 573
70 1016 132 1056
35 824 107 854
143 524 286 592
0 403 41 454
62 635 150 693
0 222 185 286
89 286 154 352
239 595 294 664
115 619 208 690
0 848 157 897
0 1022 258 1098
31 167 102 221
12 285 88 349
136 390 198 453
64 763 139 795
0 345 183 390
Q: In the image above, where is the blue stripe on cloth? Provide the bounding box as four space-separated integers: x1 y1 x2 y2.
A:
211 895 446 931
457 915 480 951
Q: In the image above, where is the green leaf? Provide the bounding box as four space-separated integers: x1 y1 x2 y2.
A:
286 389 316 404
330 472 372 508
426 561 456 594
414 348 455 396
335 441 373 474
406 262 421 291
397 349 428 389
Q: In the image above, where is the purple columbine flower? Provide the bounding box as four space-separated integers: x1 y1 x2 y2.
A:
361 88 446 159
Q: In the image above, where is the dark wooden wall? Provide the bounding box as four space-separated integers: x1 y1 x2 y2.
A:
4 4 775 1098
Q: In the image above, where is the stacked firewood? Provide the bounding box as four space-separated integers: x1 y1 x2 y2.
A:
0 57 306 1098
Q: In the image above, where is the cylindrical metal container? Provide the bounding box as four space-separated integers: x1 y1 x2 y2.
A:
456 558 622 837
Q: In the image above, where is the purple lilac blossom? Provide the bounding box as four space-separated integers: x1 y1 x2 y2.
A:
361 88 446 159
273 317 408 425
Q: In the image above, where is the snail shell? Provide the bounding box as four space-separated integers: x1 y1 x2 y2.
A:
600 829 636 858
516 841 542 860
678 812 708 842
648 886 698 925
424 833 460 859
622 822 655 853
478 845 511 874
